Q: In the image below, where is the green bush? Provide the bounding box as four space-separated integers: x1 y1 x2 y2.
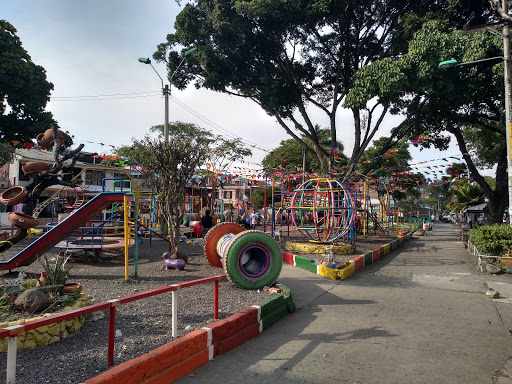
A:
22 279 38 289
469 224 512 255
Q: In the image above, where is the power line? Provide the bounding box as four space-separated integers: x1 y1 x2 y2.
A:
51 90 161 99
170 95 274 152
51 93 161 102
48 88 275 157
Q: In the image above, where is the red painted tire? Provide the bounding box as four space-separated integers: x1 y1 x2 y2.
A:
204 223 245 267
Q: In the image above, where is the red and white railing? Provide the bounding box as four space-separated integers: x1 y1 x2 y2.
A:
0 274 226 384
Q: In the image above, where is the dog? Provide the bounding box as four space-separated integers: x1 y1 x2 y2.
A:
273 228 283 243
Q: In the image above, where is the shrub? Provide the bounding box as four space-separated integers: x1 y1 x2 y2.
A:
469 224 512 255
22 279 38 289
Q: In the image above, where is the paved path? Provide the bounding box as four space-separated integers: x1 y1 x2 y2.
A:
177 222 512 384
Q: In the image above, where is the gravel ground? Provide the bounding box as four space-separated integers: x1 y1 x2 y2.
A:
0 233 270 384
0 227 395 383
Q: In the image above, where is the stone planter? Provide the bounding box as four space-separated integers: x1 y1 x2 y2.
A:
0 294 89 351
21 161 51 178
0 186 27 206
9 212 39 229
486 263 502 274
36 128 65 150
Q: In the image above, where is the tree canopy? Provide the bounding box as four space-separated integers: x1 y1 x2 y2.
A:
0 20 55 142
345 14 507 223
116 122 213 259
156 0 486 176
261 127 347 175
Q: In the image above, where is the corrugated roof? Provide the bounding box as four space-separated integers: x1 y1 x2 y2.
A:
15 149 91 168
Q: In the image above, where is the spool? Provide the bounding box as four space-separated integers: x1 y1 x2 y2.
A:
204 223 282 290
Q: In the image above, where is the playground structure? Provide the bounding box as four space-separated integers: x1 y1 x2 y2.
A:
289 178 356 242
203 222 282 289
259 176 423 247
0 151 167 281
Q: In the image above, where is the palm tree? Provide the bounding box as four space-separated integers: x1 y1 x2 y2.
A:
446 182 485 214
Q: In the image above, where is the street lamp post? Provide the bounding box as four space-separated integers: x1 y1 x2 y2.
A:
138 47 197 143
439 9 512 223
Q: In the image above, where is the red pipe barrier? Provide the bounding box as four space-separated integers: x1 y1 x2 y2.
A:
0 274 226 374
214 280 219 320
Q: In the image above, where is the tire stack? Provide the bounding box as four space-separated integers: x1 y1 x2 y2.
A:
204 223 282 290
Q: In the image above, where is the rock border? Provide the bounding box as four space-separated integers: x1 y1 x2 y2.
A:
0 293 89 351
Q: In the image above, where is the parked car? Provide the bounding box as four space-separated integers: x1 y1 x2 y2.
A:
440 213 451 223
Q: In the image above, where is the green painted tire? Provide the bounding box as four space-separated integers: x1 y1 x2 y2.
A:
223 230 282 290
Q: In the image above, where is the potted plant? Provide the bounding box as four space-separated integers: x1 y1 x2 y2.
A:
38 254 72 294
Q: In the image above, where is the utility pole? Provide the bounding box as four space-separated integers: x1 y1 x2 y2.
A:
302 146 306 183
503 0 512 223
164 84 170 143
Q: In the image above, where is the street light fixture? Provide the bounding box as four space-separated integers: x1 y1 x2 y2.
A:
438 9 512 223
138 47 197 143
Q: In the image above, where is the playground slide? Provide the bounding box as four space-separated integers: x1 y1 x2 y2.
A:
366 210 388 238
0 192 133 270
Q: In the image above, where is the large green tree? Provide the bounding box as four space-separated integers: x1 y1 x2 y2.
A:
261 127 347 174
0 20 55 143
156 0 482 176
345 15 507 223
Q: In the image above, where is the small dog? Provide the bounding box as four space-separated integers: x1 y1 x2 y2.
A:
273 229 283 243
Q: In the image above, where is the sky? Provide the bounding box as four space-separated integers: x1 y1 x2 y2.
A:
2 0 482 178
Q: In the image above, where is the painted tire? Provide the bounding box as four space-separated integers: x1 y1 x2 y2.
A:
204 223 245 267
222 230 282 290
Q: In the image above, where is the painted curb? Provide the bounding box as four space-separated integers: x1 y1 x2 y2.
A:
282 231 414 281
83 285 295 384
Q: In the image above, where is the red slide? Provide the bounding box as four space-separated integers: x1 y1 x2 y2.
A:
0 192 133 270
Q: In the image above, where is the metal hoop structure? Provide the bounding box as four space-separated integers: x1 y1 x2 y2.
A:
290 178 356 242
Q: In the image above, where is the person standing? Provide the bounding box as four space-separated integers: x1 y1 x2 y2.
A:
201 210 214 237
250 209 258 230
223 207 232 223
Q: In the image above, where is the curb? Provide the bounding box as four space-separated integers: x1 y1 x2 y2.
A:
281 232 414 280
82 285 295 384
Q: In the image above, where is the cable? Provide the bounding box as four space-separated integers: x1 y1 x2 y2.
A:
51 93 161 102
51 90 161 99
170 95 274 152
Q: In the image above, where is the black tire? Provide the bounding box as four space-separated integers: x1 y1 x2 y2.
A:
223 230 282 290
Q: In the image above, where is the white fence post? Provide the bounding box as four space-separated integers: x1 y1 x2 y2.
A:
171 286 178 338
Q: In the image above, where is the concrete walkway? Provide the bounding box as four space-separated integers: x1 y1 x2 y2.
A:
177 222 512 384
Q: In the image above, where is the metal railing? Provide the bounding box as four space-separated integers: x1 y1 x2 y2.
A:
0 274 226 384
467 240 512 266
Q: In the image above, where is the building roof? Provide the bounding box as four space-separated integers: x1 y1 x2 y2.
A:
15 148 92 168
463 202 487 214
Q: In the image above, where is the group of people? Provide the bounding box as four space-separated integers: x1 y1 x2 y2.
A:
200 207 260 237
